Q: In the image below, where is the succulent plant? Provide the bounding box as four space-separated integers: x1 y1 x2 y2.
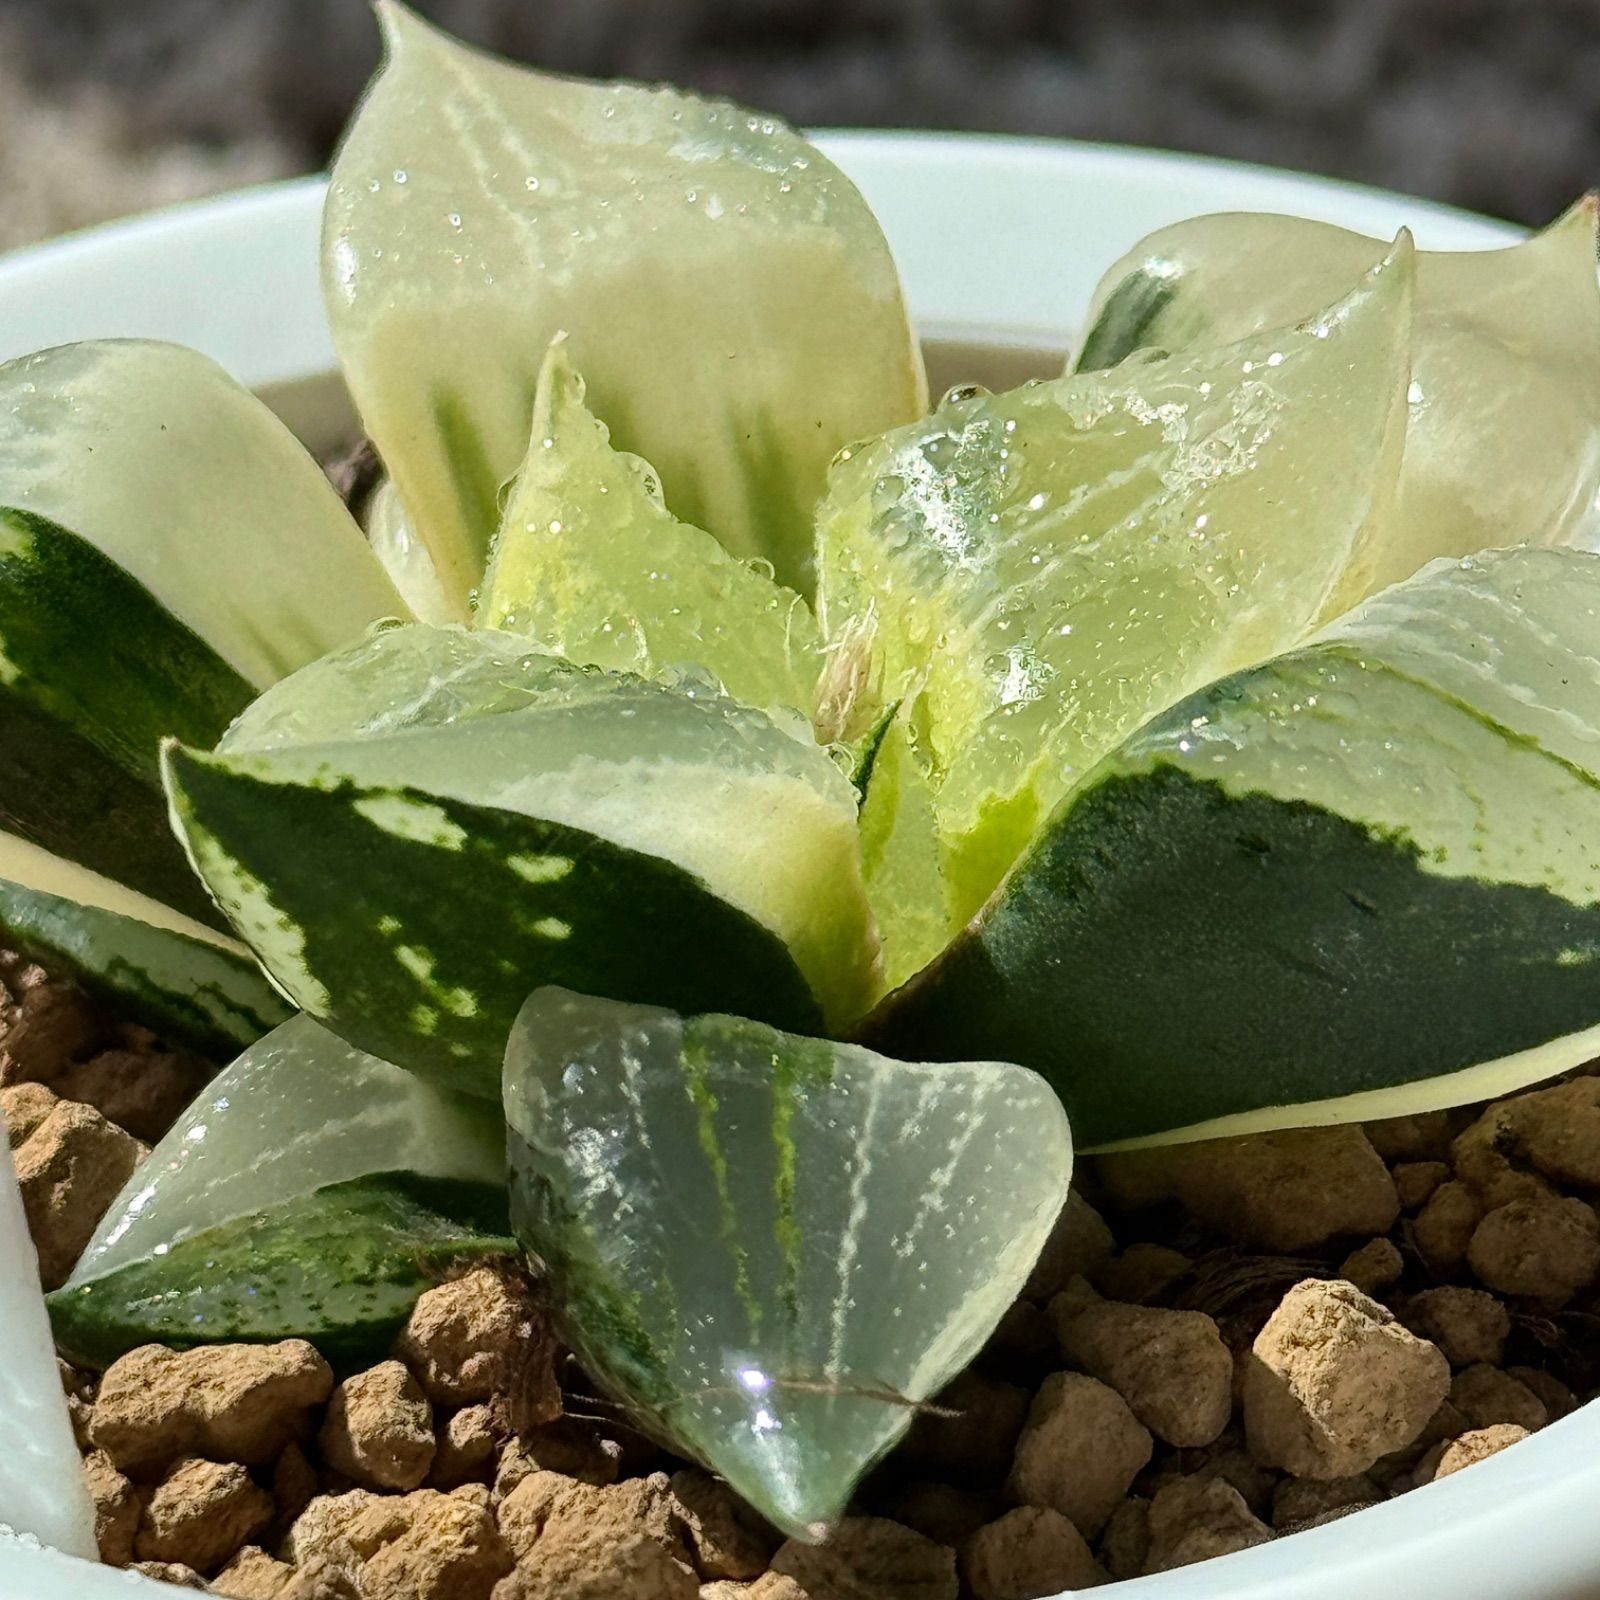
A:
6 0 1600 1537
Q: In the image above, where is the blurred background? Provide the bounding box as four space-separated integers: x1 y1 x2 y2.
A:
0 0 1595 251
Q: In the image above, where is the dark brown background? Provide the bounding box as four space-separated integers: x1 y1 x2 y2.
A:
1 0 1596 247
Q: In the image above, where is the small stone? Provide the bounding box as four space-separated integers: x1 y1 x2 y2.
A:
497 1471 686 1568
135 1456 273 1575
83 1447 140 1566
1449 1365 1548 1432
700 1586 753 1600
1392 1161 1450 1211
1142 1476 1271 1575
0 981 102 1084
1092 1244 1192 1306
130 1561 208 1588
283 1491 382 1563
1364 1112 1456 1163
1057 1301 1232 1447
1242 1279 1449 1479
764 1518 957 1600
12 1098 146 1287
1024 1191 1115 1301
92 1341 334 1475
963 1506 1105 1599
1507 1366 1577 1421
493 1423 622 1502
432 1404 501 1489
1008 1373 1152 1538
213 1546 294 1599
54 1045 210 1143
1433 1424 1531 1479
1412 1182 1483 1273
395 1268 528 1405
1 1079 58 1145
291 1488 512 1600
905 1370 1029 1486
1338 1238 1404 1296
876 1482 993 1550
1403 1288 1510 1368
1467 1196 1600 1303
495 1536 698 1600
1270 1475 1378 1530
1097 1127 1398 1251
1451 1106 1558 1208
671 1469 775 1581
281 1545 366 1600
320 1360 435 1491
1459 1079 1600 1192
1096 1498 1149 1582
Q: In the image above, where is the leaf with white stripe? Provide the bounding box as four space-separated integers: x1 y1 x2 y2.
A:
323 3 924 605
162 623 878 1096
873 546 1600 1149
51 1015 509 1367
0 340 408 690
0 829 289 1057
1076 198 1600 595
504 987 1070 1539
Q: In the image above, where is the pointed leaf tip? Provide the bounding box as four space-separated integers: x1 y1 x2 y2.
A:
504 988 1071 1536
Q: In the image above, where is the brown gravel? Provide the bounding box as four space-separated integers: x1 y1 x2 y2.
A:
962 1505 1104 1598
135 1457 274 1574
1008 1372 1152 1537
319 1361 436 1491
91 1341 334 1476
9 955 1600 1595
12 1097 145 1287
1242 1280 1450 1478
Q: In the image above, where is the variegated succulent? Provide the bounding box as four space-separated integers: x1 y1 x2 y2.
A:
8 1 1600 1538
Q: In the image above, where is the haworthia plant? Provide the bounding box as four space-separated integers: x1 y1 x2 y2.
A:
0 340 408 690
0 829 289 1057
817 244 1414 921
50 1015 511 1368
1076 199 1600 594
504 987 1070 1537
161 622 879 1095
872 547 1600 1149
323 2 924 607
480 340 826 720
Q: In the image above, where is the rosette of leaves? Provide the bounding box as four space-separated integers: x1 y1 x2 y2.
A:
4 1 1600 1534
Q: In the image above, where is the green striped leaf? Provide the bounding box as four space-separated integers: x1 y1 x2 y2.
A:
872 547 1600 1150
0 506 252 921
0 340 408 690
162 623 878 1095
817 245 1413 923
0 828 289 1057
52 1015 510 1367
480 340 825 720
1076 197 1600 596
505 987 1070 1538
323 3 925 606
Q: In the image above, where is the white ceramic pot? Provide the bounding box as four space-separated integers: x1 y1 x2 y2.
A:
0 136 1592 1600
